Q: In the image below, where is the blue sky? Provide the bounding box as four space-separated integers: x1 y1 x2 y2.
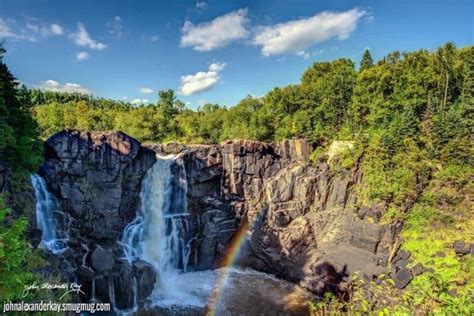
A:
0 0 472 108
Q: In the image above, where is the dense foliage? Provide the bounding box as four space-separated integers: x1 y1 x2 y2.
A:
0 45 43 300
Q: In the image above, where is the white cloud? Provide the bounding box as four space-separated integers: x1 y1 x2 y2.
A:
196 1 207 9
39 80 92 94
209 62 225 72
0 18 20 39
75 51 89 61
179 62 226 96
0 18 63 41
139 87 154 94
181 8 249 52
131 98 149 105
150 35 159 42
70 22 107 50
253 8 367 57
108 16 124 39
50 23 63 35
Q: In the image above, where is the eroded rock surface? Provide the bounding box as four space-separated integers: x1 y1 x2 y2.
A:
159 138 400 295
40 130 157 306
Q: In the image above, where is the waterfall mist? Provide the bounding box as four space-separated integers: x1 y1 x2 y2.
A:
121 155 204 308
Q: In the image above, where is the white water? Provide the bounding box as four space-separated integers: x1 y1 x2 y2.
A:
121 155 202 308
31 174 68 254
119 155 316 314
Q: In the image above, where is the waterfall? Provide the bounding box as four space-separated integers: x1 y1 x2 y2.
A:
31 174 68 255
121 155 199 307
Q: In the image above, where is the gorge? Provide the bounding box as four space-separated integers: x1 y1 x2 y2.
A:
30 130 407 314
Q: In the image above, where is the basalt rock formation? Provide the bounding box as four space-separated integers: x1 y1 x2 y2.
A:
39 130 157 305
158 139 401 294
38 131 402 306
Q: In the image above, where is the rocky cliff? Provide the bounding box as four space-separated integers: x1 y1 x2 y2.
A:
156 139 401 295
40 131 157 306
39 131 402 307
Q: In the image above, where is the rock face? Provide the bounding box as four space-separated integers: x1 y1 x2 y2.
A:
39 131 402 305
42 130 156 237
158 138 400 295
40 130 157 306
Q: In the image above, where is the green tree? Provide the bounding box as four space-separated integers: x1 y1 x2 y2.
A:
360 49 374 71
0 44 41 170
0 44 42 300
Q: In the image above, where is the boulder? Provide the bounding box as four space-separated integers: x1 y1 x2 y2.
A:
133 260 156 301
393 268 413 289
91 246 114 272
453 240 471 256
410 263 424 276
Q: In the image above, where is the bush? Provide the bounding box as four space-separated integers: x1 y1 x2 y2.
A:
0 197 35 300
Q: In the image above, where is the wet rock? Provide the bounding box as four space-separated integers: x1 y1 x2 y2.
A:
28 229 43 248
113 261 135 310
76 266 95 279
133 260 156 301
91 245 114 272
94 276 110 303
453 240 471 256
61 248 74 259
393 268 413 289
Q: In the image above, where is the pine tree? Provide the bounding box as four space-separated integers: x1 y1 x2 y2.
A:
360 49 374 71
0 44 41 170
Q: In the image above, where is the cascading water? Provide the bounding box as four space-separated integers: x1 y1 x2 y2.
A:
121 155 203 308
119 155 316 315
31 174 68 254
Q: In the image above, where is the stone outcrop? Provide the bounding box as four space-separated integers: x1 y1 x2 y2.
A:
40 130 157 306
158 138 400 295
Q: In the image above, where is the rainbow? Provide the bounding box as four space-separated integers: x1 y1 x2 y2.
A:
205 219 251 316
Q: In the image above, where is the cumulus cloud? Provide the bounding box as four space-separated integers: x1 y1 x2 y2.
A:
181 8 249 51
253 8 367 57
196 1 207 9
75 51 89 61
131 98 149 105
39 80 92 94
179 62 226 96
108 16 124 39
70 22 107 50
139 87 154 94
